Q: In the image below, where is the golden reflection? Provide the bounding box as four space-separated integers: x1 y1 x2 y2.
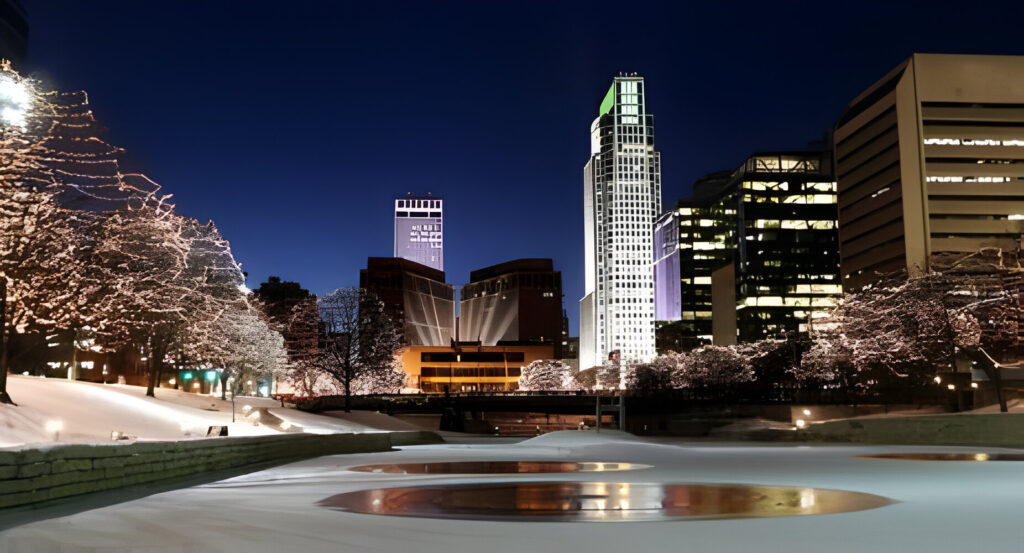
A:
318 482 895 522
859 452 1024 462
348 461 642 474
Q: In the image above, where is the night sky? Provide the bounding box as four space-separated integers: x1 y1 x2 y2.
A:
23 0 1024 334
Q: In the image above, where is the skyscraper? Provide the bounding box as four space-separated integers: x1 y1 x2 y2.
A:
580 74 662 369
394 194 443 271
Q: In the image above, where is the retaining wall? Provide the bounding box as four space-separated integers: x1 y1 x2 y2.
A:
800 413 1024 448
0 430 441 510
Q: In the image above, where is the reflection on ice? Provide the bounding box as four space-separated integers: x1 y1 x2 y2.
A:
859 452 1024 462
347 461 644 474
318 481 895 522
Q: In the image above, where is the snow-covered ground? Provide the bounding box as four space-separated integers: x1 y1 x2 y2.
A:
3 431 1023 552
0 375 390 447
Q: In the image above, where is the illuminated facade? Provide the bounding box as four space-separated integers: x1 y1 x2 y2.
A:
658 152 840 346
580 74 662 368
459 259 565 358
721 151 841 343
835 54 1024 289
359 257 455 347
398 344 555 393
394 195 443 272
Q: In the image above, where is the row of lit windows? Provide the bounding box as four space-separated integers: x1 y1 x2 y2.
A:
396 199 441 209
743 194 836 204
741 296 837 307
924 138 1024 146
743 181 836 192
925 176 1013 183
752 219 835 230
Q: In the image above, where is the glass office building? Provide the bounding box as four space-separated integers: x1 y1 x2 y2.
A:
394 195 443 272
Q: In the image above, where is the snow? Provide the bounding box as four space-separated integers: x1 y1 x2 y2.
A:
4 431 1024 552
0 376 387 448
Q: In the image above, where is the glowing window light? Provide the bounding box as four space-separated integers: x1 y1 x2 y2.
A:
204 370 218 382
182 372 193 381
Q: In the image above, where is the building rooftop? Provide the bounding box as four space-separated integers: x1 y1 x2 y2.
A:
469 258 556 283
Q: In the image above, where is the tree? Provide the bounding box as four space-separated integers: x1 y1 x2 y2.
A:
316 288 402 411
625 356 675 395
672 346 755 390
795 250 1024 410
518 359 577 391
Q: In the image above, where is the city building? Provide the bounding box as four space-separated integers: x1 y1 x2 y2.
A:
359 257 454 347
654 170 733 350
398 343 554 393
252 276 319 370
656 151 841 346
711 150 841 344
394 194 443 271
459 258 565 358
580 73 662 368
834 53 1024 289
0 0 27 70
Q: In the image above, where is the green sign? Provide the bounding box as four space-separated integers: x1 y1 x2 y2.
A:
182 372 193 381
599 83 615 116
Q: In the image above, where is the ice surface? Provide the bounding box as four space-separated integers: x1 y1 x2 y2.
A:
3 432 1024 552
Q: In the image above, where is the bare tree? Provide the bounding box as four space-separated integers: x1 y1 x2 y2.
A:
316 288 402 411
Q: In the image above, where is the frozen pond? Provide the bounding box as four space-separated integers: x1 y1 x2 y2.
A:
3 431 1024 552
319 481 894 521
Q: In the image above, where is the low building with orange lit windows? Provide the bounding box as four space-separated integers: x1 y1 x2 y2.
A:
398 343 555 393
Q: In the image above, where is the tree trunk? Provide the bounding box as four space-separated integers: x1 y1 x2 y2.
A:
0 277 13 405
146 342 166 398
220 372 228 400
344 376 351 413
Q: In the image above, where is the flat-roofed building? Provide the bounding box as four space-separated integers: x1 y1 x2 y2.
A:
398 343 555 393
834 53 1024 288
459 258 565 358
359 257 454 347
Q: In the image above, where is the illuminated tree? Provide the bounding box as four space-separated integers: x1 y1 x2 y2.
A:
518 359 577 391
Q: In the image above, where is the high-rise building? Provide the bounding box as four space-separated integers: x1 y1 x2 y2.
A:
359 257 454 346
580 74 662 368
0 1 28 71
654 170 733 350
459 258 565 358
711 151 841 344
394 194 443 271
656 151 841 347
834 54 1024 289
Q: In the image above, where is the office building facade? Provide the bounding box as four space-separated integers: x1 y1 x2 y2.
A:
459 258 565 358
712 151 841 344
580 74 662 368
359 257 454 347
394 195 443 272
834 54 1024 289
657 152 841 346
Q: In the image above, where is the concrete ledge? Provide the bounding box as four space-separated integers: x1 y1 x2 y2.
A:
800 413 1024 448
0 432 398 510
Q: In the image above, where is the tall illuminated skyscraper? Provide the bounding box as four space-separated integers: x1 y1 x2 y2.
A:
394 194 443 271
580 74 662 369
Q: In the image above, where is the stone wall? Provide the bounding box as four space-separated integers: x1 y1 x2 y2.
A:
0 430 440 510
800 413 1024 448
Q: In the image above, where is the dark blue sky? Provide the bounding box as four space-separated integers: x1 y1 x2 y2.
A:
24 1 1024 334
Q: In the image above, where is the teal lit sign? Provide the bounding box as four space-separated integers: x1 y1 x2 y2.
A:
182 372 193 381
205 371 218 382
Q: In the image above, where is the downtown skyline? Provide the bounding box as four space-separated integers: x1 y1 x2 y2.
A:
19 0 1024 335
